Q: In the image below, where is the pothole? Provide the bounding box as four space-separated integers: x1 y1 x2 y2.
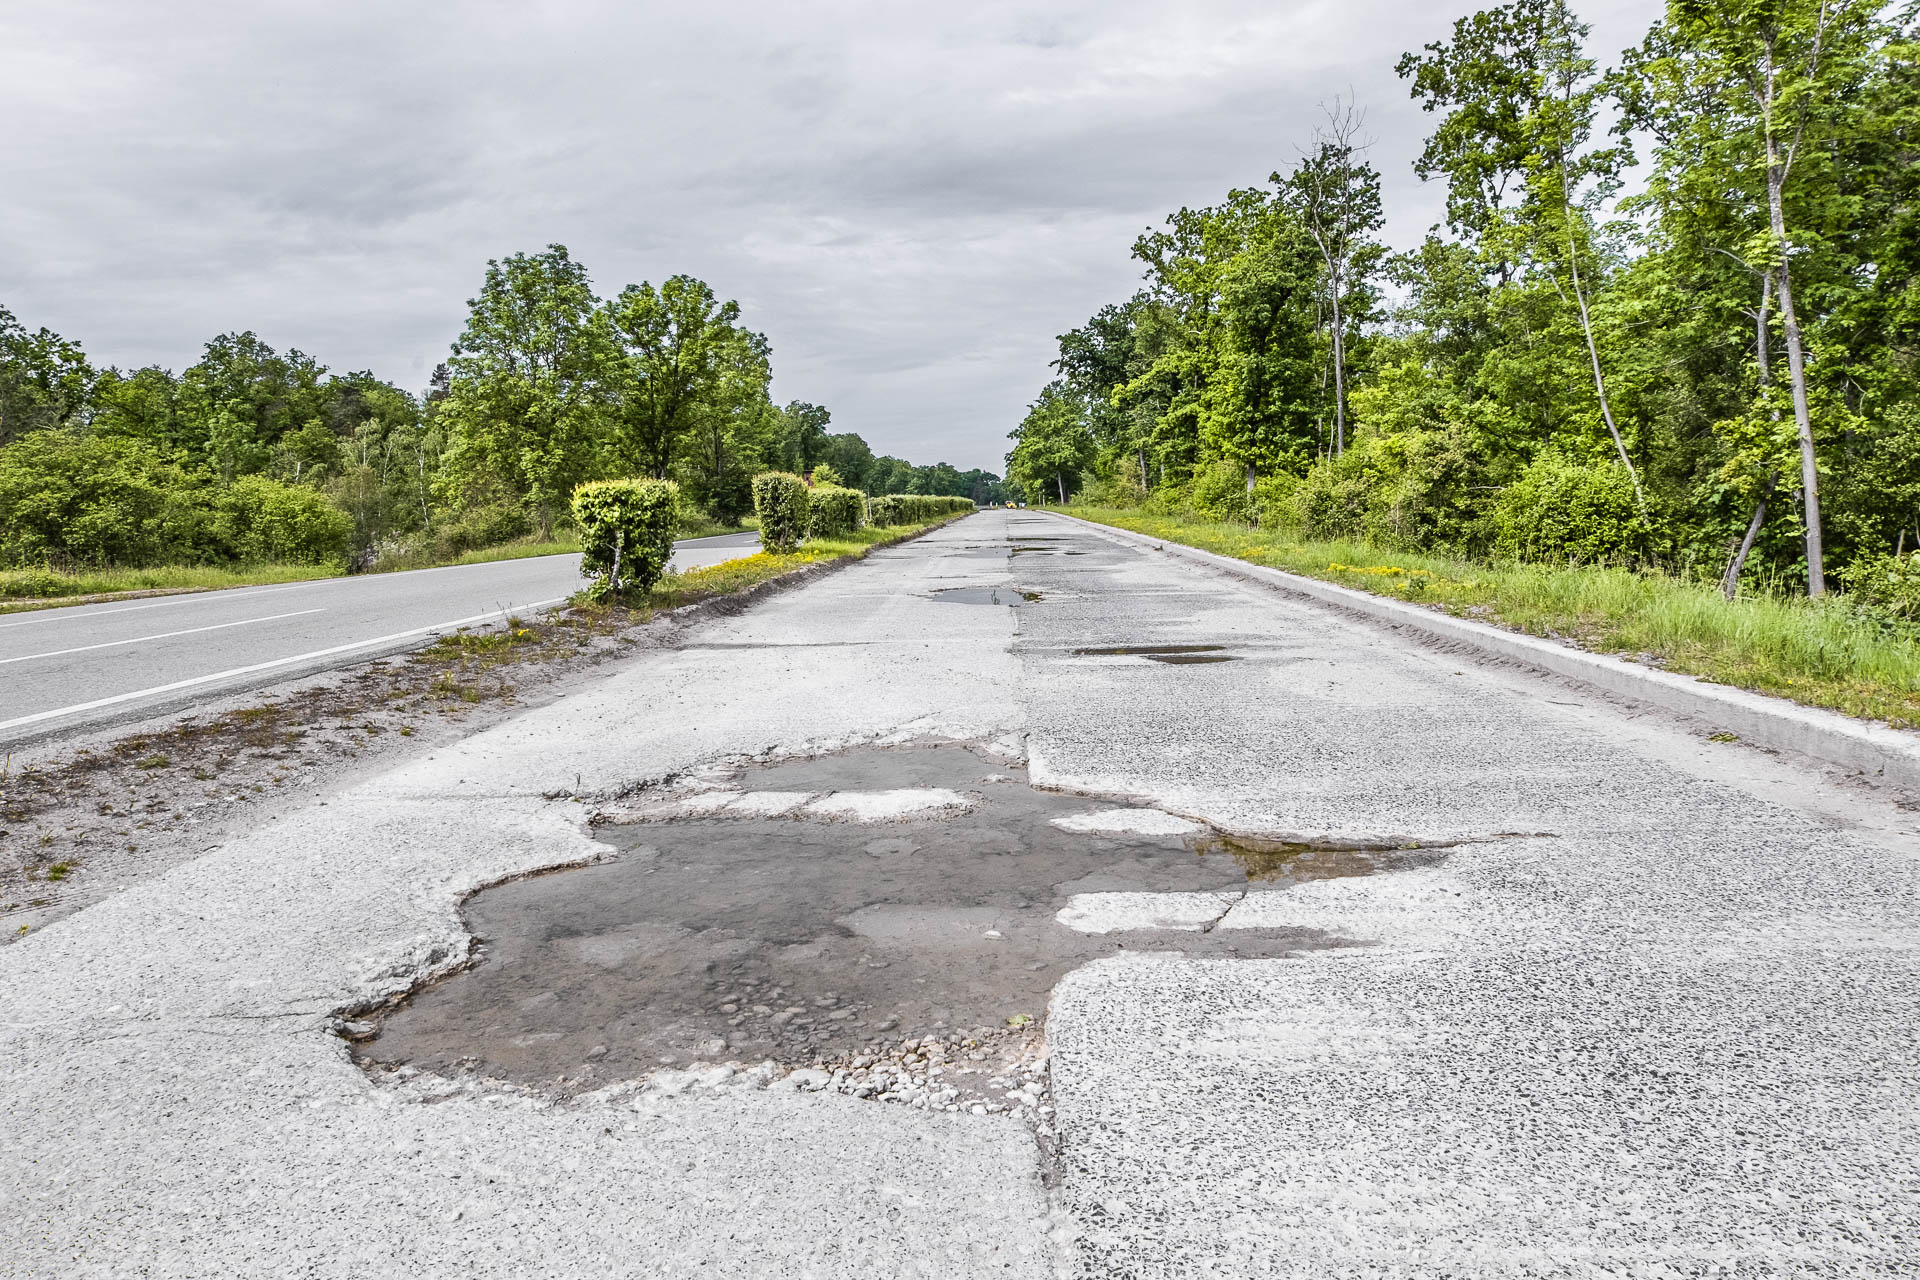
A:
1073 644 1238 664
350 743 1445 1122
928 587 1042 605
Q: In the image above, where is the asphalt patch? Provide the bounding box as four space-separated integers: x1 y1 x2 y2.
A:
355 744 1390 1093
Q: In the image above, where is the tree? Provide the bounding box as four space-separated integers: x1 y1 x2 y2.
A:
438 244 614 532
678 340 777 525
1007 382 1096 504
779 401 833 472
1401 0 1646 512
1640 0 1891 594
1285 99 1387 455
0 306 94 445
605 275 766 479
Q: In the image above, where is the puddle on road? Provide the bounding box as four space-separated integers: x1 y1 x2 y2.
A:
354 743 1430 1102
928 587 1042 605
1074 643 1239 664
1203 834 1448 882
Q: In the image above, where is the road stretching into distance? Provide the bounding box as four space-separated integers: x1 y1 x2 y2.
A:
0 530 760 746
4 510 1915 1275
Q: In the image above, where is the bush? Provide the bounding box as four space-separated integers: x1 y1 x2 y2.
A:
1190 460 1252 524
808 485 865 538
865 494 974 525
1839 550 1920 624
212 476 355 565
435 502 533 558
571 478 679 599
1297 426 1489 553
0 429 205 568
1251 473 1298 531
753 472 811 552
1491 452 1647 564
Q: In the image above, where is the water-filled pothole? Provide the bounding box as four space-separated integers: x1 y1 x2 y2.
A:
929 587 1042 605
352 744 1445 1112
1074 643 1239 664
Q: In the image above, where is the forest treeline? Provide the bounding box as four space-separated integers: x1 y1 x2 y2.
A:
1007 0 1920 602
0 243 1001 574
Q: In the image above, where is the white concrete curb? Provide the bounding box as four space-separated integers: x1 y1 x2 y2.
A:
1057 513 1920 791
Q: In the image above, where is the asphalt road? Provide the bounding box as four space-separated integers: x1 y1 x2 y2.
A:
4 510 1916 1276
0 531 759 746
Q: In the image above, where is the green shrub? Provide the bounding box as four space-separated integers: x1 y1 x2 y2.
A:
810 463 846 488
212 476 354 565
808 485 865 538
0 566 74 599
1190 460 1252 524
753 472 811 552
436 502 533 558
571 478 679 599
0 429 206 568
1491 452 1647 564
865 494 973 525
1251 473 1298 531
1839 550 1920 624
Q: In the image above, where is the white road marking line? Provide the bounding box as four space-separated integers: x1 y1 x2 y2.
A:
0 609 327 666
0 579 330 629
0 597 568 734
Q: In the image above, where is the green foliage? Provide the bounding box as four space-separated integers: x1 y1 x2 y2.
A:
752 471 810 552
0 430 200 568
867 494 974 525
1490 452 1648 564
211 476 355 566
1838 552 1920 625
1190 460 1252 524
571 478 680 599
1007 382 1096 504
810 463 846 488
1012 0 1918 607
437 502 534 557
807 485 865 538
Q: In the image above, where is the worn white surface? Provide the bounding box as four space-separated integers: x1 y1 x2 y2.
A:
6 509 1920 1277
1049 807 1205 836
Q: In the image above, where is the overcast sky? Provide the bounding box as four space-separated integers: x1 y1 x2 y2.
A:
1 0 1662 473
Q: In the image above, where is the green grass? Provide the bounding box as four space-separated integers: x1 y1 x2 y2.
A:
1068 507 1920 730
0 561 344 611
641 519 957 610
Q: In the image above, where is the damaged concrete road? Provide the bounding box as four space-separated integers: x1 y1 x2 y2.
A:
3 510 1919 1276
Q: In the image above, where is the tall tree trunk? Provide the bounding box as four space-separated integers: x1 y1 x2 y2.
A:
1724 274 1779 601
1138 448 1149 492
1056 472 1066 505
1763 39 1825 596
1769 253 1824 596
1560 162 1646 517
1723 477 1774 600
1329 277 1347 456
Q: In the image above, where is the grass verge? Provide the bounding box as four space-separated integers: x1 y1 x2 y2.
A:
635 518 960 611
1066 507 1920 730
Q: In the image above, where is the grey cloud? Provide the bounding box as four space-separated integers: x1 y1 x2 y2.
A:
0 0 1665 471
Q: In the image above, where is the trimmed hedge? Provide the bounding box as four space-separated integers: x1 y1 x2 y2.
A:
752 472 810 553
865 494 974 526
571 477 679 599
808 485 865 538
